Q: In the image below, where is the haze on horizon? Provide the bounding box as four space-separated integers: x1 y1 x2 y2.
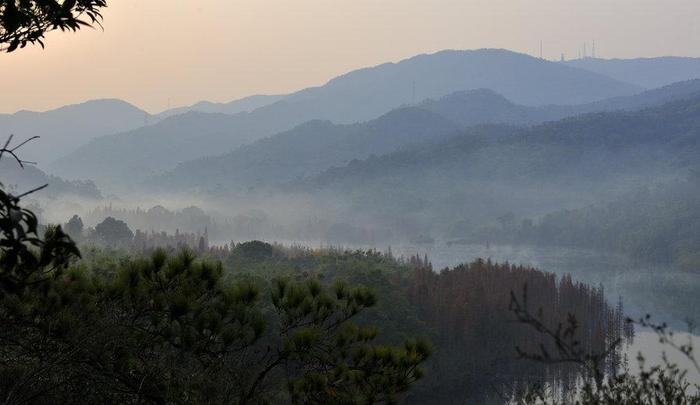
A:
1 0 699 114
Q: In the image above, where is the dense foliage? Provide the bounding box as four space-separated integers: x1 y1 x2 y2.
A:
0 0 106 52
467 174 700 272
407 259 631 403
4 2 699 402
178 243 631 404
0 138 80 292
2 249 431 403
4 153 695 403
1 232 430 403
0 144 430 403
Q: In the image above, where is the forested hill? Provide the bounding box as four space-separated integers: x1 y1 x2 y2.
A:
309 94 700 187
464 174 700 275
49 49 640 188
417 89 561 126
581 78 700 112
566 56 700 89
147 80 700 194
154 94 286 120
0 99 148 165
419 79 700 126
0 158 101 199
148 107 461 192
257 48 640 125
227 95 689 240
49 111 272 186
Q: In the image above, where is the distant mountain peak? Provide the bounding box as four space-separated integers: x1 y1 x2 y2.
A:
49 48 646 187
154 94 286 119
7 98 145 116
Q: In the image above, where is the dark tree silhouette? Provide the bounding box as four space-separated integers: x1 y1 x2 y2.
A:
94 216 133 246
0 0 107 52
0 136 79 292
64 214 84 239
407 259 630 402
0 139 430 402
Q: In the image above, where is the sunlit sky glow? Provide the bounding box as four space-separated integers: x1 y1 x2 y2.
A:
1 0 699 113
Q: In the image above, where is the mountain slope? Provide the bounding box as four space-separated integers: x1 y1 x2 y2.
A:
257 48 640 126
566 56 700 89
152 80 700 193
50 49 642 187
416 79 700 127
0 159 101 199
155 94 286 119
50 111 275 187
292 95 700 238
150 107 460 191
417 89 555 127
578 79 700 112
474 176 700 269
0 99 149 165
309 95 700 189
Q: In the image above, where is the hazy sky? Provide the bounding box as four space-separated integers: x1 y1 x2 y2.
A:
1 0 699 113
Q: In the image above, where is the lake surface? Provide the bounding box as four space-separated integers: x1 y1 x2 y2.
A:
628 330 700 387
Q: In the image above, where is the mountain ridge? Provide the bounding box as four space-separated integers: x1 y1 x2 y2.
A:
149 79 700 193
0 98 149 166
566 56 700 89
50 49 642 188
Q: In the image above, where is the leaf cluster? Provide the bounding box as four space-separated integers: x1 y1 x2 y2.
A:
0 135 80 294
0 0 106 52
2 248 429 403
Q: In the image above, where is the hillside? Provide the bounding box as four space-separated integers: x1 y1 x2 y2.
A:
470 175 700 271
567 56 700 89
153 80 700 194
0 99 149 165
311 95 700 187
12 53 696 179
295 95 700 238
580 79 700 112
149 107 460 192
422 79 700 126
49 111 278 187
155 94 286 119
49 49 641 188
0 159 101 199
254 49 640 125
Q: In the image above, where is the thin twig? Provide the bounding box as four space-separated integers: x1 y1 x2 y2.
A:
11 136 40 152
16 184 49 199
0 135 40 168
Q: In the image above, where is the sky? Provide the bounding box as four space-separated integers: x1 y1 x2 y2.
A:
1 0 699 114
